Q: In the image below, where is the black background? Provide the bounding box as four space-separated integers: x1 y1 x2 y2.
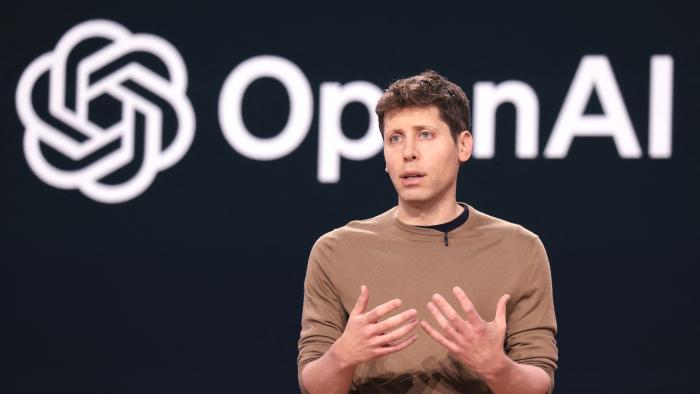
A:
3 1 699 393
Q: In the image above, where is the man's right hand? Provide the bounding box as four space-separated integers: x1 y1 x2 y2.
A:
329 285 419 369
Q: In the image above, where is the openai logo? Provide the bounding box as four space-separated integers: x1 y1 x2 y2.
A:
16 20 195 203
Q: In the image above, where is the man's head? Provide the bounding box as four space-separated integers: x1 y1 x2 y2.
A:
376 71 472 207
376 70 471 140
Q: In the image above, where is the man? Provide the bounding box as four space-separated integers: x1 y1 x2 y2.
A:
298 71 557 394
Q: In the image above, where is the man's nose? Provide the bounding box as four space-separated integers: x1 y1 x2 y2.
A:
403 140 418 161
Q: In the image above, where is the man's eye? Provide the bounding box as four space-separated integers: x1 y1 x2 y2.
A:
420 131 432 138
390 135 401 142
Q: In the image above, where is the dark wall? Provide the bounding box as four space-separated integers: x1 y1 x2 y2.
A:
3 1 699 393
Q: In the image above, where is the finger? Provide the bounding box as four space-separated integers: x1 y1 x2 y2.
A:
373 319 418 347
365 298 402 323
373 333 418 356
452 286 484 325
494 294 510 328
371 308 417 335
351 285 369 316
426 301 461 341
431 293 465 329
420 320 460 354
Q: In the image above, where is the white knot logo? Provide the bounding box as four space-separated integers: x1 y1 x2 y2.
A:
16 20 195 203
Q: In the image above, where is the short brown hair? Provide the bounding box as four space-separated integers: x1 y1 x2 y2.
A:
375 70 471 140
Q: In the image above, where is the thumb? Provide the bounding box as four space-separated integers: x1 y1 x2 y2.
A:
495 294 510 328
351 285 369 316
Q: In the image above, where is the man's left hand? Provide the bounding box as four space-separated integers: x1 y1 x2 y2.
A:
420 287 511 379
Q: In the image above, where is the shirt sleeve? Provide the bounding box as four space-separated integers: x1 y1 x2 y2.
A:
297 235 348 393
505 236 558 394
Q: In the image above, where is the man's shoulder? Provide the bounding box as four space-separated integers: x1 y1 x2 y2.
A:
313 207 395 249
468 205 540 244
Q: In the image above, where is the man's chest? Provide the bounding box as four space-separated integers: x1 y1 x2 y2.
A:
327 239 522 331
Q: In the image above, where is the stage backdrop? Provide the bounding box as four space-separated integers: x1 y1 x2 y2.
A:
3 1 698 393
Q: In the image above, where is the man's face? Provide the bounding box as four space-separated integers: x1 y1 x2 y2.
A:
383 105 472 206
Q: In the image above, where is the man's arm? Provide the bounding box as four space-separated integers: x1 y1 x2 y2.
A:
421 287 551 394
479 356 551 394
301 285 419 394
299 342 356 394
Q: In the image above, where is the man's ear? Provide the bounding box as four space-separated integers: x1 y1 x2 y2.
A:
458 130 473 162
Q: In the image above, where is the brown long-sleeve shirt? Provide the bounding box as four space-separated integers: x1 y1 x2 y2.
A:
298 204 558 393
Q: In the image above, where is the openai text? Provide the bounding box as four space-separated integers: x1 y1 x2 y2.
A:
219 55 673 183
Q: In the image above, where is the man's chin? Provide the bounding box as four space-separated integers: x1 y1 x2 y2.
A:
397 190 431 205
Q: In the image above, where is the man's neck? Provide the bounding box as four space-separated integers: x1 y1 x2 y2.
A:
396 195 463 226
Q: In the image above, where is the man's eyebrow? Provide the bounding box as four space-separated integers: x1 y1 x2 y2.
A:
387 125 436 134
412 125 435 131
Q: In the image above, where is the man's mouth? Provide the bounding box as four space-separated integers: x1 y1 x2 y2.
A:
400 172 426 179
